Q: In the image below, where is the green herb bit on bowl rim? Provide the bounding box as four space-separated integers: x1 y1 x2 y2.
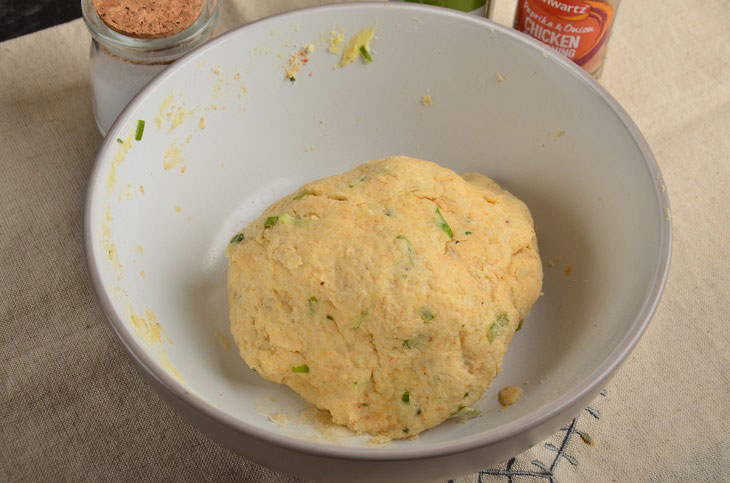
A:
135 119 145 141
359 45 373 63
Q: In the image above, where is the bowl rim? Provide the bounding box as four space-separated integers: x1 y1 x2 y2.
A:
84 2 672 461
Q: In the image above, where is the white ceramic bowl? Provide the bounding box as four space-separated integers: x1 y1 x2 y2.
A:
84 4 671 482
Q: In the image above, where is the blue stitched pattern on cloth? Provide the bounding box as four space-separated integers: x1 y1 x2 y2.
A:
448 390 608 483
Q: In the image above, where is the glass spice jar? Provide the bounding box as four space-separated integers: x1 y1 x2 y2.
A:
81 0 218 135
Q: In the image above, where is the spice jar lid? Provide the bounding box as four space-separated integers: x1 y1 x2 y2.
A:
92 0 207 39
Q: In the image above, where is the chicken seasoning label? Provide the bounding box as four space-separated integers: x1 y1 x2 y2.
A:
514 0 618 76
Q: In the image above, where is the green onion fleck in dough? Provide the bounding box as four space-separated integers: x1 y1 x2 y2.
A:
293 192 307 200
396 235 415 268
308 296 319 313
352 309 368 329
402 392 410 403
420 306 435 322
516 319 524 332
135 120 145 141
279 214 294 224
292 364 309 373
230 233 245 244
349 174 366 188
465 231 472 235
487 313 510 344
359 45 373 63
403 428 409 434
396 235 412 252
450 406 481 419
435 207 454 238
326 314 334 321
403 334 428 349
264 216 279 228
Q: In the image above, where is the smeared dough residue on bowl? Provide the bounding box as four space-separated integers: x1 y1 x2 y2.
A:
214 330 231 350
339 26 376 67
99 121 183 385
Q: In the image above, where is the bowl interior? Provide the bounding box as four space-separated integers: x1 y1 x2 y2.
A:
87 4 667 454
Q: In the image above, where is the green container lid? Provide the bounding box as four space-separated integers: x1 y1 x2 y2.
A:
403 0 487 13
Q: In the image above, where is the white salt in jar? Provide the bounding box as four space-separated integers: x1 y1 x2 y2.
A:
81 0 218 135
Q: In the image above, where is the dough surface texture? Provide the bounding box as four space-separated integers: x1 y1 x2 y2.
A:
226 156 542 439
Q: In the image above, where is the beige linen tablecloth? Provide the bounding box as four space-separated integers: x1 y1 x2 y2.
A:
1 0 728 481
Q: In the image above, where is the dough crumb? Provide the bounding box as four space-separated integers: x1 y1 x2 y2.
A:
328 30 344 55
498 385 523 407
421 94 433 106
496 71 505 83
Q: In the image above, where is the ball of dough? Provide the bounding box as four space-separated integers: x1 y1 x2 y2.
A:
226 156 542 439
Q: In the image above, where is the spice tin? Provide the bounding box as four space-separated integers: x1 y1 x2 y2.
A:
512 0 620 78
81 0 218 135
